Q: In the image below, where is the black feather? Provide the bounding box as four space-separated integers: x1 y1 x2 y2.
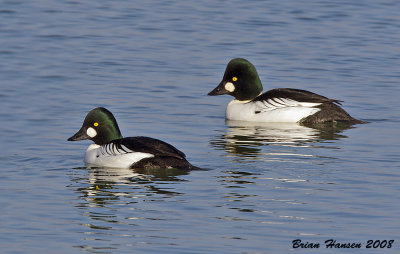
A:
253 88 343 105
101 136 205 170
110 136 186 160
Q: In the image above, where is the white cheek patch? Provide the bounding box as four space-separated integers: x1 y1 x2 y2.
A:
87 127 97 138
225 82 235 92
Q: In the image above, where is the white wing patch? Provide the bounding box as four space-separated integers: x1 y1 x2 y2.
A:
99 143 132 156
261 98 321 111
85 144 154 168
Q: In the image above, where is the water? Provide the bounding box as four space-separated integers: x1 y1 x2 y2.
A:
1 0 399 253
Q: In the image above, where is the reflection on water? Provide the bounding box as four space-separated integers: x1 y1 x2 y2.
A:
73 166 188 202
71 166 188 221
85 165 189 184
68 166 192 251
210 120 356 162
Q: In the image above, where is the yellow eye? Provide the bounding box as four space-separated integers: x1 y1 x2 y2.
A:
93 122 99 127
232 77 238 81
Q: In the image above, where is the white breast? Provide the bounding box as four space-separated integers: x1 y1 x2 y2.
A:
225 99 321 123
84 144 154 168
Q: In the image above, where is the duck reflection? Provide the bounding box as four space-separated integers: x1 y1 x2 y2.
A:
71 166 189 207
86 164 189 184
68 166 190 248
210 120 356 157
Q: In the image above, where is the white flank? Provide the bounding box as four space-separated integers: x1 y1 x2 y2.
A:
84 144 154 168
224 82 235 92
86 127 97 138
225 98 321 123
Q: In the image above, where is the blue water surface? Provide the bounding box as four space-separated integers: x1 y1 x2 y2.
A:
1 0 399 253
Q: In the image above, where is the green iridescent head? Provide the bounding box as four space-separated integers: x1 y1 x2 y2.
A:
208 58 263 100
68 107 123 145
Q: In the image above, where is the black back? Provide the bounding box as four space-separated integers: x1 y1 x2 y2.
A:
254 88 343 105
111 136 186 160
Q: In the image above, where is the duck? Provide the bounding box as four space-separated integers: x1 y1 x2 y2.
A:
208 58 365 124
68 107 202 170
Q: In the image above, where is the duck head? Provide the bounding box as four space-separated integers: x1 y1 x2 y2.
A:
68 107 123 145
208 58 263 101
